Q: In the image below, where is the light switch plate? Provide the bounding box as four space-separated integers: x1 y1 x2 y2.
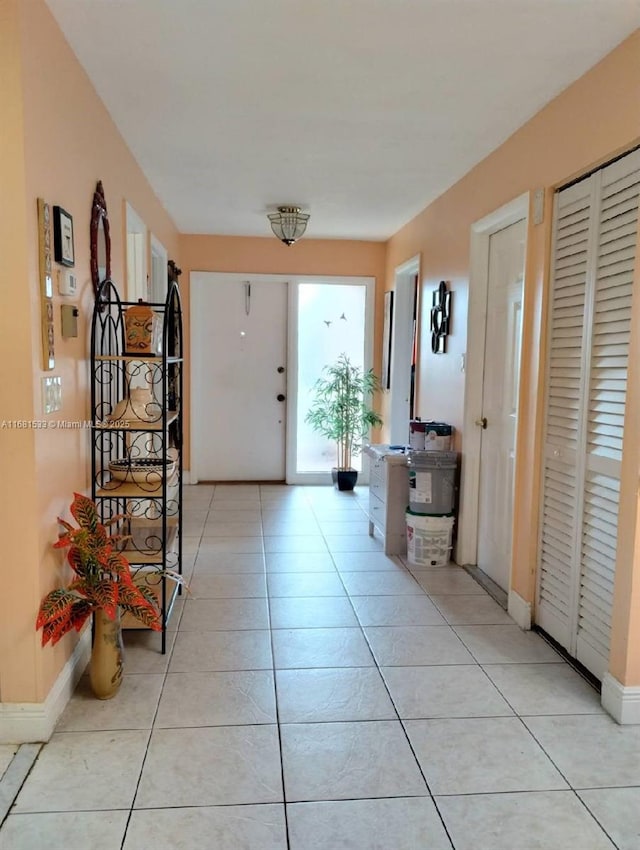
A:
61 304 79 338
58 269 77 296
42 376 62 414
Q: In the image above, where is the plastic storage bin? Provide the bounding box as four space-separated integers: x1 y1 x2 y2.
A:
409 420 426 450
423 421 453 451
407 450 457 515
406 511 455 567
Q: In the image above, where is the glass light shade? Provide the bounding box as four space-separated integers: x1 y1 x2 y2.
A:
268 206 310 245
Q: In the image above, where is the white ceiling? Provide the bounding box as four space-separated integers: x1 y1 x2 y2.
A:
46 0 640 241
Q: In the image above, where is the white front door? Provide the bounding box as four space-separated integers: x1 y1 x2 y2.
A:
191 273 288 481
476 219 526 590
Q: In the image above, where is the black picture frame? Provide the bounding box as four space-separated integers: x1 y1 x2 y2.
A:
382 290 394 389
53 206 74 267
431 280 451 354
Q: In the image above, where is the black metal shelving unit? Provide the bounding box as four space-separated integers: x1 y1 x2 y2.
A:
90 279 183 653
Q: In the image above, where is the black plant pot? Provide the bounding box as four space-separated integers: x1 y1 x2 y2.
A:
332 468 358 491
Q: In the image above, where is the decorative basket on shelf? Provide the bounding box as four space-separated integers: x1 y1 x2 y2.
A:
108 454 177 484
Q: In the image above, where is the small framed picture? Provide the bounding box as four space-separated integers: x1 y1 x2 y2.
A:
53 206 74 267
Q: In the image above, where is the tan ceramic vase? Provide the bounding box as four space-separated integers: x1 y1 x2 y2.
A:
124 300 162 355
90 608 124 700
110 387 159 423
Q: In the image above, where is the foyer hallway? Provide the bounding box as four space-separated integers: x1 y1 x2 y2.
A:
1 484 639 849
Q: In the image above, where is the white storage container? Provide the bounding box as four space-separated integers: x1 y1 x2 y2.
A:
406 511 454 567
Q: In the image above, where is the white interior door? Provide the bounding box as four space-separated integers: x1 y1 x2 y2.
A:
191 273 288 481
477 218 526 590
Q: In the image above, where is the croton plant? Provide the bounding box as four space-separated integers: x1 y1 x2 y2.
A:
36 493 170 646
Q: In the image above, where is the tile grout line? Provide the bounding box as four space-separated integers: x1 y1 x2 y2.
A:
262 489 293 850
466 653 623 843
513 715 623 850
308 500 458 850
432 598 619 844
312 495 617 845
451 602 619 842
0 744 43 828
344 564 458 850
572 791 622 850
118 512 193 850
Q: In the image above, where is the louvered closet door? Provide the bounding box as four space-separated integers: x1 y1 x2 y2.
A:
537 148 640 680
577 153 639 676
537 179 593 652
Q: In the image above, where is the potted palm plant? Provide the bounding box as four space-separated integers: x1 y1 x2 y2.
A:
36 493 184 699
305 353 382 490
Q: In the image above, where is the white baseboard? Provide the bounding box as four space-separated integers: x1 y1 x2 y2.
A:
0 629 91 744
508 590 532 630
601 673 640 725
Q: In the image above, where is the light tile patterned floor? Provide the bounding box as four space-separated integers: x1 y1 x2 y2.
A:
1 484 638 849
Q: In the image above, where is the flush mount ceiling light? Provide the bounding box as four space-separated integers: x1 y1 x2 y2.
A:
267 206 310 246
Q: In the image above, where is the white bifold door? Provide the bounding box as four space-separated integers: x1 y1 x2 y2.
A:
537 147 640 680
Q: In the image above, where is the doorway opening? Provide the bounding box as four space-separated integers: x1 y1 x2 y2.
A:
150 234 168 304
124 202 147 302
389 256 420 445
287 277 375 485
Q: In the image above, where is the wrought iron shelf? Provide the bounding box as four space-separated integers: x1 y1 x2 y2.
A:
95 471 179 498
121 568 181 630
94 354 183 363
90 277 183 654
121 522 179 565
94 411 179 431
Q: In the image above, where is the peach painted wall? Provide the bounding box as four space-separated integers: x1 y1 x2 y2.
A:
0 0 180 705
386 30 640 684
0 0 42 707
179 235 387 468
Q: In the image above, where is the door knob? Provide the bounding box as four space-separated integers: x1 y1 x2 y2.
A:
475 417 487 429
277 394 286 402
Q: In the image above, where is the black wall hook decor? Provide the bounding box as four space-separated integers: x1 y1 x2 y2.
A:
430 280 452 354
